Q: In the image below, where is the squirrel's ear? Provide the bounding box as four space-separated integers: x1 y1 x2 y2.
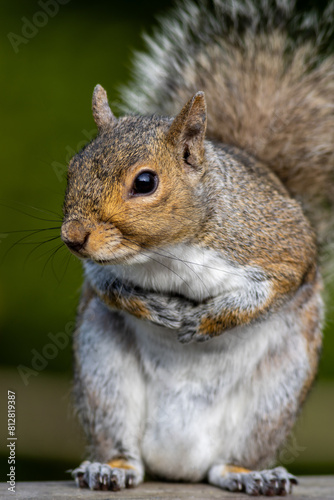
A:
92 84 117 133
167 91 207 168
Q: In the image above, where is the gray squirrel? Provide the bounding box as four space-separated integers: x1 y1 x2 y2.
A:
61 0 333 495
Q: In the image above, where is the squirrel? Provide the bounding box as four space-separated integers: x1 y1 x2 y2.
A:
61 0 333 496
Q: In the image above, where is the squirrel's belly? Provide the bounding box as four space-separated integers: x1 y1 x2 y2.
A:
136 328 251 480
141 389 224 481
140 367 259 480
134 326 228 480
127 308 312 478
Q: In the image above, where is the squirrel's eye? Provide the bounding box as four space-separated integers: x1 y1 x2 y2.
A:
131 171 158 196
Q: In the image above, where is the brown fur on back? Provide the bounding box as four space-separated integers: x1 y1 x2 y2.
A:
121 0 334 277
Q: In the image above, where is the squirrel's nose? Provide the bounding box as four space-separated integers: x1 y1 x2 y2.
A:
61 220 90 253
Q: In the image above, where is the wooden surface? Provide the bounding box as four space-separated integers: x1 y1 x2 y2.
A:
0 477 333 500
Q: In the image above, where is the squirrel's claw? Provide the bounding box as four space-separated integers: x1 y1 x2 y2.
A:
71 460 140 491
208 465 298 496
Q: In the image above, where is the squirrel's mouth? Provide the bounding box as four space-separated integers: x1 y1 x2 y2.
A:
61 218 143 264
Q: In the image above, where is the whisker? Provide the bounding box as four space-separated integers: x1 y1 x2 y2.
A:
37 240 65 261
4 227 61 234
0 202 63 223
148 244 211 296
120 234 243 279
24 235 62 268
20 203 63 219
51 245 66 283
120 238 193 292
1 228 59 263
94 204 244 281
59 250 75 283
42 243 65 280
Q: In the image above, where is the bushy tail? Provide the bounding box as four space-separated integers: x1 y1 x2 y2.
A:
121 0 334 278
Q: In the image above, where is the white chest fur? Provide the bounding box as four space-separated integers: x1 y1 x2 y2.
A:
89 243 270 303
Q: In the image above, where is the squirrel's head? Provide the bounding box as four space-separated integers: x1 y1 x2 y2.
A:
61 85 208 264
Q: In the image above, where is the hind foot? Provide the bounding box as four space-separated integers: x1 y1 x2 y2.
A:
71 459 143 491
208 464 298 496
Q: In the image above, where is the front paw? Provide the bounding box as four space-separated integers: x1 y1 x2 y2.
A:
71 460 142 491
177 324 211 344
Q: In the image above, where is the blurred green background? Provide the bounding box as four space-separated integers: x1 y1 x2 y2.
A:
0 0 333 483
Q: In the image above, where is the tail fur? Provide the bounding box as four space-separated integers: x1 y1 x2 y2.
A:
121 0 334 279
